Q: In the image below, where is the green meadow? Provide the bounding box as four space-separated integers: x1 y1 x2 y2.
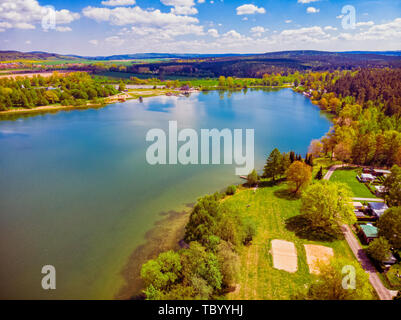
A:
222 182 356 300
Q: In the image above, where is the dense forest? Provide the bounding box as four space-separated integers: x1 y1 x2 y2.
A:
0 72 118 110
296 68 401 168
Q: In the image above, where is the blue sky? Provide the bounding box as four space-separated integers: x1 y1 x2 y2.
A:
1 0 401 55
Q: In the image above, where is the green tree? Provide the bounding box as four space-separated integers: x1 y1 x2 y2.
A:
286 161 312 194
141 250 182 292
300 259 374 300
216 241 239 288
226 185 237 195
118 81 126 92
366 237 392 263
316 166 324 180
378 207 401 249
300 181 355 228
263 148 284 181
181 242 223 291
247 169 259 186
218 76 226 87
184 194 220 244
384 165 401 207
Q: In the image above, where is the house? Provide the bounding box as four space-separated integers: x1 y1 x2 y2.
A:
374 185 387 197
359 224 378 244
360 173 376 182
368 202 389 218
382 253 398 269
352 202 364 210
373 169 391 177
354 210 367 220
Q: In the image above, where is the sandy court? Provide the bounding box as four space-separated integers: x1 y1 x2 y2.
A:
304 244 334 274
271 239 298 273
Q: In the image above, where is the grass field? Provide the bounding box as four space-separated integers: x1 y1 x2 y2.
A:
330 167 377 198
312 157 343 180
222 183 356 300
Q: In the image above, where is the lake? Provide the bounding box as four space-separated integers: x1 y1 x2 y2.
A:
0 88 331 299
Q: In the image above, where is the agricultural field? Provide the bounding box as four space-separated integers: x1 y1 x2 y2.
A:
222 183 356 300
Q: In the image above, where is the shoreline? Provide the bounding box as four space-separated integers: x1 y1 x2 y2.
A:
0 85 293 118
115 206 192 300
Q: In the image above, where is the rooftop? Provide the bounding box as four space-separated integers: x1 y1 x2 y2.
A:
360 224 378 238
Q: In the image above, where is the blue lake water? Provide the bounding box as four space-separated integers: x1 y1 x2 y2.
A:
0 88 331 299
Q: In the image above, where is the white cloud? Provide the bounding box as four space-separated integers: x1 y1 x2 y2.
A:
25 40 32 44
355 21 374 27
337 18 401 41
15 22 36 30
0 0 79 31
285 20 292 23
224 30 242 39
56 26 72 32
306 7 320 14
82 6 199 26
207 28 219 38
89 39 99 45
297 0 320 3
87 17 401 55
250 26 267 37
105 36 125 46
161 0 198 15
101 0 136 6
278 26 329 43
324 26 337 31
236 4 266 15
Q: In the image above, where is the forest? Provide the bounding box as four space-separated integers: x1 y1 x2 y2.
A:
296 68 401 168
0 72 118 111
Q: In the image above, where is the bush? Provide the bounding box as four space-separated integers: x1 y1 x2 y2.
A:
241 217 257 245
226 185 237 195
366 237 391 263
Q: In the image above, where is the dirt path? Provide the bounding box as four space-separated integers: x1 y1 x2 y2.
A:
324 165 396 300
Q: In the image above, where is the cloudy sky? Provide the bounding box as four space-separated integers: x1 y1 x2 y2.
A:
1 0 401 56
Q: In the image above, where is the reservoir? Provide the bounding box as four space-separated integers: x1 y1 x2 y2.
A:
0 88 331 299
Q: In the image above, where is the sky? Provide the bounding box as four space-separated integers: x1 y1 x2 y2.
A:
0 0 401 56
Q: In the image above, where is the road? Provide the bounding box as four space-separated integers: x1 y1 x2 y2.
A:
324 164 397 300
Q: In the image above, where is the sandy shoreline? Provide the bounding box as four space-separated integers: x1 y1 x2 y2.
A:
0 89 197 118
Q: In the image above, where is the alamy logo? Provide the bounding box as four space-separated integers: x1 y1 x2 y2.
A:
341 5 356 30
41 5 57 31
41 265 56 290
146 121 255 175
342 265 356 290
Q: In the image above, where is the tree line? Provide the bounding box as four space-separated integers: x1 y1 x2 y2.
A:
0 72 118 111
140 190 256 300
296 68 401 168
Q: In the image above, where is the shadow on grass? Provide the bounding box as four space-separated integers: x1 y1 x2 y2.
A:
273 188 300 201
285 214 343 242
258 178 285 188
335 167 358 172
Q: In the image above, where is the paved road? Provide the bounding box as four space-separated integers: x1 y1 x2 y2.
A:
324 165 396 300
341 224 397 300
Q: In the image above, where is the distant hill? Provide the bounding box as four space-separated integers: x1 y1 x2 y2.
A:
0 50 77 61
1 49 401 62
1 50 401 77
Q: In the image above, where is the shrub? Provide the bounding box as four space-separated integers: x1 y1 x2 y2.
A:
366 237 392 263
226 185 237 195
